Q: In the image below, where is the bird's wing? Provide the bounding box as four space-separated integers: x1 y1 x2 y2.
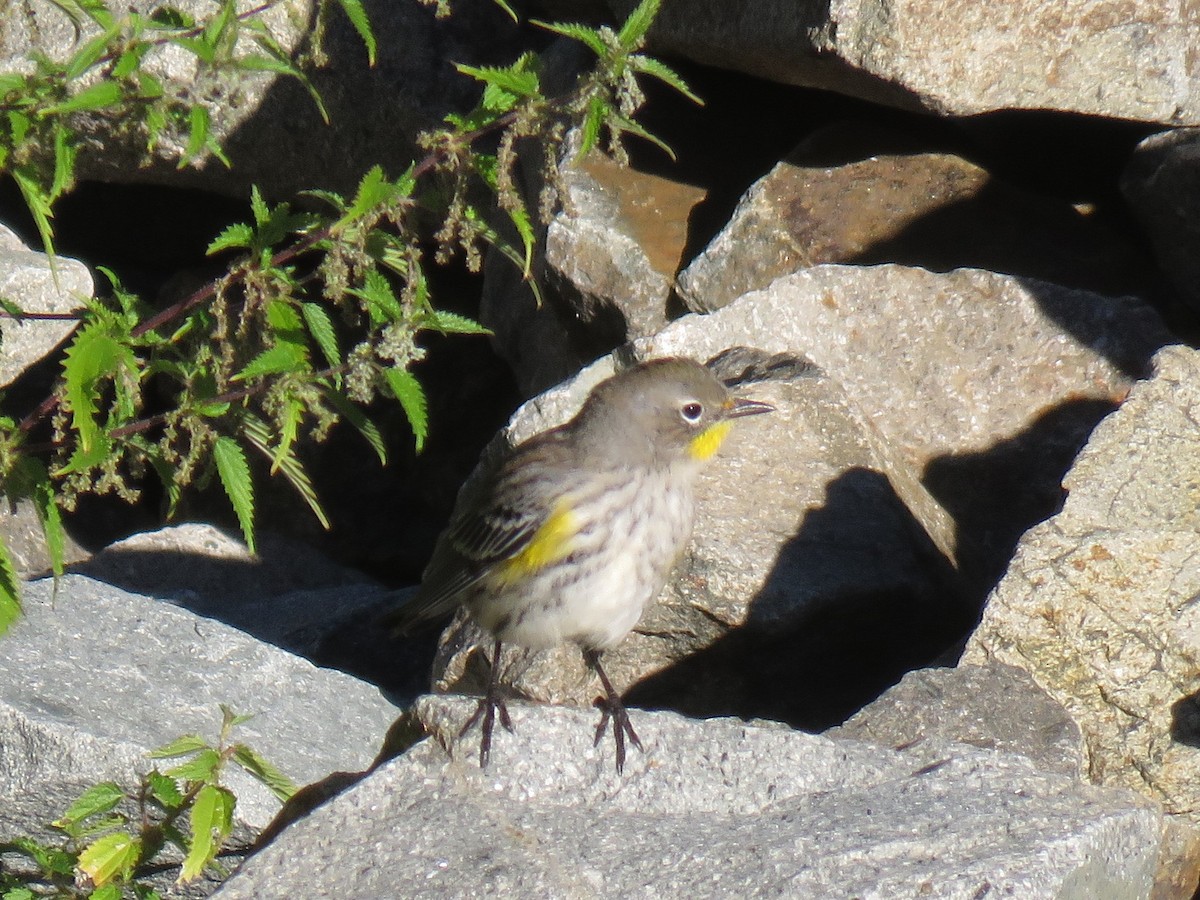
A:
381 445 563 633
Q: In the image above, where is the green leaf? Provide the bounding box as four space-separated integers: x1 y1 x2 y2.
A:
301 302 341 368
90 883 123 900
206 222 253 255
506 203 535 276
19 458 65 577
0 535 19 636
249 184 269 228
77 832 139 886
242 416 329 529
231 744 297 802
164 747 221 782
629 54 702 104
578 94 606 158
50 124 76 201
350 269 402 325
490 0 518 21
456 58 540 105
180 785 234 882
180 104 210 167
341 165 390 226
55 782 124 828
611 110 676 160
147 771 184 810
62 28 116 80
11 166 57 260
39 80 123 116
532 19 607 57
334 0 376 65
63 325 120 452
385 368 427 454
324 390 386 465
149 734 208 759
617 0 660 49
53 434 111 477
423 310 490 335
212 437 255 554
233 343 308 381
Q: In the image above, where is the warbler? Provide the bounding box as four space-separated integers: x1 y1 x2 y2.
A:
388 356 773 772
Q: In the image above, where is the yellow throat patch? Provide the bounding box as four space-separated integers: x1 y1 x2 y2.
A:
496 501 577 583
688 420 734 461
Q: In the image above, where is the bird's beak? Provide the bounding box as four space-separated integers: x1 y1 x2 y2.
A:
726 396 775 418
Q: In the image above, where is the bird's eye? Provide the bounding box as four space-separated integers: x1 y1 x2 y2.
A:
681 402 703 423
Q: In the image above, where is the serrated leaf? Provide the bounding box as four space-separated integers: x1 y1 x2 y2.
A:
51 124 76 201
0 535 19 636
233 343 308 381
301 302 340 368
612 110 676 160
342 165 390 224
455 60 539 103
269 397 301 475
180 104 210 167
334 0 376 65
90 883 123 900
578 95 606 158
55 782 124 828
164 747 221 782
506 203 535 276
78 832 139 886
212 437 255 554
19 458 65 576
149 734 208 758
12 166 57 261
53 434 111 477
242 416 329 528
147 771 184 809
490 0 518 21
231 744 297 802
324 390 386 465
266 299 303 333
206 222 253 255
179 784 233 882
385 368 427 454
532 19 607 56
617 0 660 49
423 310 490 335
629 54 702 104
63 325 120 452
40 80 122 116
62 29 116 80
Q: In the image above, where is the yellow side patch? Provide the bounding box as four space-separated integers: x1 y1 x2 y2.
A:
688 420 733 461
496 501 577 584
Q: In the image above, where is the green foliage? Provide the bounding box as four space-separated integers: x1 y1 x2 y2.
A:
0 0 695 630
0 707 295 897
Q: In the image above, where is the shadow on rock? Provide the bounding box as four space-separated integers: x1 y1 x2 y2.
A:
923 396 1120 609
1170 691 1200 749
627 468 970 731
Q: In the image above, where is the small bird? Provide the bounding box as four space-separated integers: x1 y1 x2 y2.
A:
388 356 774 772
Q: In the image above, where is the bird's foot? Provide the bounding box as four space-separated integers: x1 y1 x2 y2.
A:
459 692 514 768
592 692 644 774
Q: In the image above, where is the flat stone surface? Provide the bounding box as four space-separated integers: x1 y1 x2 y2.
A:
214 695 1164 899
0 575 399 828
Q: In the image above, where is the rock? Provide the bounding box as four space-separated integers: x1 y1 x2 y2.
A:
546 153 706 343
607 0 1200 125
430 344 964 731
828 662 1087 777
0 499 90 578
0 222 90 387
0 2 524 199
678 148 1146 313
0 574 399 829
1122 128 1200 316
212 695 1166 899
663 265 1169 598
963 344 1200 828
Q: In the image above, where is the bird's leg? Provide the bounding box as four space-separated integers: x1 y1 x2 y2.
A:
584 648 644 774
459 638 514 768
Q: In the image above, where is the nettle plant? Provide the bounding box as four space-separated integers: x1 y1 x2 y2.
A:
0 706 296 898
0 0 700 633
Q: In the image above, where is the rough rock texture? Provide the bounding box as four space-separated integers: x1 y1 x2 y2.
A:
213 695 1166 900
663 265 1169 597
608 0 1200 125
829 662 1087 777
0 1 522 198
1122 128 1200 315
0 575 399 829
964 345 1200 827
0 500 90 578
0 222 90 387
678 149 1146 313
431 343 963 731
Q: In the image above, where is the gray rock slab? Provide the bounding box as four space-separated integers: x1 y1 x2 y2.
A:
963 344 1200 827
0 574 399 829
0 222 90 387
214 695 1164 900
829 662 1087 777
607 0 1200 125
